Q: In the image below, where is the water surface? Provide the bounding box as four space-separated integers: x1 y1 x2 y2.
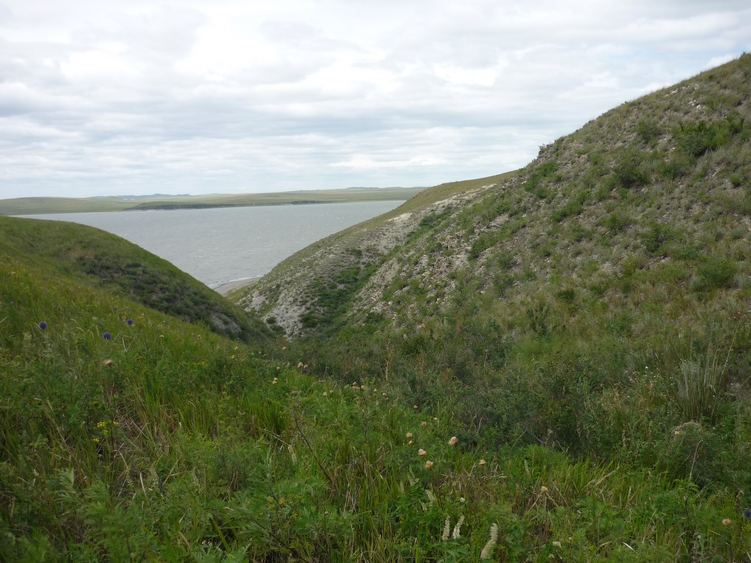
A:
23 201 402 288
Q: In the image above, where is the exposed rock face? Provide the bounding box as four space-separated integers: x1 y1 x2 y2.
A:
235 177 505 336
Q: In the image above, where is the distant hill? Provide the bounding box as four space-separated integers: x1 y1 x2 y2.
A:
0 187 426 215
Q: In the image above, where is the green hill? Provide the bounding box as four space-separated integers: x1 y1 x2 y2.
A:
238 53 751 503
0 217 268 342
3 214 750 561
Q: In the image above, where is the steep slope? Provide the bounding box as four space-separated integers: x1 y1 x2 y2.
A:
238 54 751 490
234 172 516 335
240 54 751 340
0 216 269 342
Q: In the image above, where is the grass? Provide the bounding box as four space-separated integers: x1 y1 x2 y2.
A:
4 219 751 561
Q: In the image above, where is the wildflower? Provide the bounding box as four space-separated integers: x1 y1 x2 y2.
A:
540 486 548 493
102 332 111 340
418 448 426 456
425 460 434 468
297 362 304 368
272 378 278 385
406 432 413 439
452 515 465 539
323 392 328 397
38 321 48 331
421 421 427 427
442 515 451 541
478 459 487 466
552 541 562 548
408 440 413 445
744 509 751 519
413 405 418 409
433 417 439 422
448 436 458 446
126 319 133 325
382 392 387 397
480 523 498 559
722 518 732 526
104 359 114 366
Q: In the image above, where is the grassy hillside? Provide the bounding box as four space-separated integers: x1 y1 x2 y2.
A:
3 215 751 561
0 217 268 342
0 187 425 216
238 53 751 514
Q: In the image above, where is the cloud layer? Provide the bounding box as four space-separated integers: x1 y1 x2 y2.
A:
1 0 749 198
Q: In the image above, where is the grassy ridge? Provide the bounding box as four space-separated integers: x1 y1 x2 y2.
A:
2 235 751 560
0 187 425 216
0 217 268 342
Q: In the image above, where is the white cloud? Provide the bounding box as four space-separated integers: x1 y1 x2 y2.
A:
0 0 750 198
331 154 445 169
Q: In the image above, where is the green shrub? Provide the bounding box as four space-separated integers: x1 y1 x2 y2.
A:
612 149 649 188
642 222 674 255
636 119 663 145
695 258 737 290
674 350 729 423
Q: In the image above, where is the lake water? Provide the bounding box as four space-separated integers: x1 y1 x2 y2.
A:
22 201 403 289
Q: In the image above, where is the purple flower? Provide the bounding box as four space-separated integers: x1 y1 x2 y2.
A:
126 319 133 325
744 509 751 519
103 332 111 340
38 321 48 331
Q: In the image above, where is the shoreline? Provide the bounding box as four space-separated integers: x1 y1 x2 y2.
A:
213 278 257 295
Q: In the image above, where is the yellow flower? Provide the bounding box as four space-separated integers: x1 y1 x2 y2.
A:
425 460 434 468
418 448 426 456
448 436 458 446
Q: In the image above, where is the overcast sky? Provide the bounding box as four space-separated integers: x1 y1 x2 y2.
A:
1 1 749 199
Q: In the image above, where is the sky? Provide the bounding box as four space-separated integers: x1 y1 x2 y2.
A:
0 1 749 199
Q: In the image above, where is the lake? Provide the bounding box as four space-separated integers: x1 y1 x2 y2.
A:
22 201 403 290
